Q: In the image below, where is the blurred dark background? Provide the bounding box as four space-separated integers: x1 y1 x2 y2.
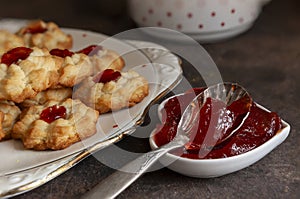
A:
0 0 299 37
0 0 132 35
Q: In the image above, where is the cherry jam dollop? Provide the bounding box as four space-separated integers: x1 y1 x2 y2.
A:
77 45 103 56
93 69 121 84
22 24 47 34
40 105 67 123
1 47 33 66
50 49 74 58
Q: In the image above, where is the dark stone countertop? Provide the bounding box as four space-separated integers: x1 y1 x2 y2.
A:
0 0 299 198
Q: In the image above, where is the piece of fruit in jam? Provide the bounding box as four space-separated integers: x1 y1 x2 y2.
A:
40 105 67 123
77 45 103 56
93 69 121 83
1 47 33 66
50 49 74 58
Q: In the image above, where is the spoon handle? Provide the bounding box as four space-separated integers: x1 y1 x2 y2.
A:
82 142 180 199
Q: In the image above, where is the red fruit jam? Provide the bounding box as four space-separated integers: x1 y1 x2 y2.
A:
22 24 47 34
1 47 33 66
50 49 74 58
155 88 206 147
183 95 251 154
77 45 103 56
93 69 121 84
153 88 282 159
40 105 67 123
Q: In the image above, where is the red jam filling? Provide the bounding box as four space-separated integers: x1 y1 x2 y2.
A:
50 49 74 58
183 96 251 154
22 25 47 34
40 105 67 123
77 45 103 56
1 47 33 66
155 88 206 147
153 88 283 159
93 69 121 83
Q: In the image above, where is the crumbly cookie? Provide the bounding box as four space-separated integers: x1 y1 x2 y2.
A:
0 101 21 141
77 45 125 74
21 88 72 108
90 49 125 73
0 30 25 56
12 98 99 150
50 49 94 87
0 47 60 103
17 20 72 50
74 69 149 114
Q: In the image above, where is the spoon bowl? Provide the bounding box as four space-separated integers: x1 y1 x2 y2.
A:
149 103 290 178
149 87 290 178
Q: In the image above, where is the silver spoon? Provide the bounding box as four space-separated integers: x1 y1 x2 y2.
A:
82 82 252 199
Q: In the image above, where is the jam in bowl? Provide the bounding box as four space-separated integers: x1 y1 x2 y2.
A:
149 88 290 178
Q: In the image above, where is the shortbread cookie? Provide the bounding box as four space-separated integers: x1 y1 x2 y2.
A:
0 101 21 141
0 30 25 56
21 88 72 108
12 98 99 150
17 20 72 50
0 47 60 103
77 45 124 74
91 49 125 73
50 49 94 87
74 69 149 114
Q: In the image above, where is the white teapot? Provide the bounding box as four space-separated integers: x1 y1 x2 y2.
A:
128 0 271 42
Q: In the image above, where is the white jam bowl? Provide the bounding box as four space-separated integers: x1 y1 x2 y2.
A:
149 94 290 178
128 0 271 42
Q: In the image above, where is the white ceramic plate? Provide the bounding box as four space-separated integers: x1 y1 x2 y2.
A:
0 19 182 197
149 93 290 178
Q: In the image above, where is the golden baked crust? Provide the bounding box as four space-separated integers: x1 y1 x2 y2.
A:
17 20 72 50
53 53 94 87
0 30 25 56
12 98 99 150
74 70 149 114
21 88 72 108
0 101 21 141
91 49 125 74
0 47 60 103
